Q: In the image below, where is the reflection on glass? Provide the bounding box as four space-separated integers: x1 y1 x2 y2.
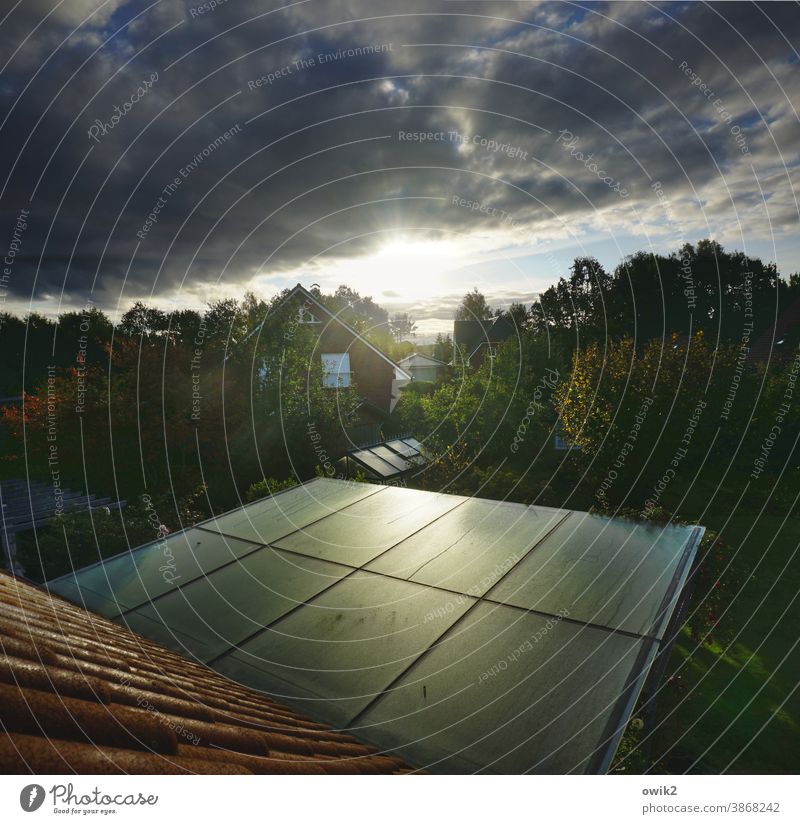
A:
488 513 695 637
356 601 654 773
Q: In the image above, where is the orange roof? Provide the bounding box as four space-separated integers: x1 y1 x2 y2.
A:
0 572 413 775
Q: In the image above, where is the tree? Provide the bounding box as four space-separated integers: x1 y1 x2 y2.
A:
534 256 614 347
118 302 168 337
553 332 767 511
433 333 454 363
455 288 492 320
324 285 389 335
504 302 530 330
389 312 417 342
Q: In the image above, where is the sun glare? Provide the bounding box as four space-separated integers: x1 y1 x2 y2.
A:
311 237 465 302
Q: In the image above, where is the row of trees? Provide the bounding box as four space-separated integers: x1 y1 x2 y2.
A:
450 241 797 355
4 239 796 582
1 286 385 509
392 240 798 513
0 284 420 398
533 241 796 351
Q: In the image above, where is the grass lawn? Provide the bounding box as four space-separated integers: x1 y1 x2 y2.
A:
644 508 800 773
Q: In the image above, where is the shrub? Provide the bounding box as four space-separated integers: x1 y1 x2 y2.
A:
245 476 299 502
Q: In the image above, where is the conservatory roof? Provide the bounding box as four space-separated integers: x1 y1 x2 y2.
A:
346 438 425 479
48 478 703 774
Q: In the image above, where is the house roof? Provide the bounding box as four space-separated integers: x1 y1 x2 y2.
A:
453 318 516 358
0 570 412 774
48 478 703 774
288 285 412 381
397 353 448 368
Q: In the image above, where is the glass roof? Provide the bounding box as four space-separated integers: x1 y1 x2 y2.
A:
369 445 414 472
346 438 426 479
487 512 694 638
48 478 702 774
348 449 406 478
353 601 656 774
385 439 421 459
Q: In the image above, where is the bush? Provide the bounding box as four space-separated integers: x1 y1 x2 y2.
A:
245 476 299 502
400 380 437 395
16 485 210 582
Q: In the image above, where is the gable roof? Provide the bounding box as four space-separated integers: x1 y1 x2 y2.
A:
453 317 516 355
397 353 449 368
0 571 411 774
288 285 412 380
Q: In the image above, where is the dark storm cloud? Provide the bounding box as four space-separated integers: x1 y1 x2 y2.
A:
0 0 797 311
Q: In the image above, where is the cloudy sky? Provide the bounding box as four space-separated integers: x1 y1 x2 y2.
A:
0 0 798 336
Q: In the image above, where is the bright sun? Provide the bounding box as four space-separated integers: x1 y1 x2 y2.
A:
329 237 463 301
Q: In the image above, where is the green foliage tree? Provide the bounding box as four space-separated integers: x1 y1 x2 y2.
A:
389 312 417 342
455 287 492 320
323 285 389 334
433 333 454 363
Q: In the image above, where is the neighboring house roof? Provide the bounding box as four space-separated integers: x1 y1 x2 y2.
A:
48 477 704 774
265 285 412 381
0 570 411 774
453 317 515 360
397 353 448 368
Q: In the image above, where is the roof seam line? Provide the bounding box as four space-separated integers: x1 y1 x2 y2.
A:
114 484 390 618
345 508 575 730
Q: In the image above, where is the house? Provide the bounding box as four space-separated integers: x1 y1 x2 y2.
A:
453 316 515 367
250 284 411 445
47 477 704 774
396 352 448 383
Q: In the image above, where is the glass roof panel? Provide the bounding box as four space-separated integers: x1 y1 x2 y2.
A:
123 548 353 662
385 440 420 458
367 499 568 596
349 450 401 478
120 609 219 662
44 576 122 619
402 437 424 452
273 486 466 567
487 513 698 637
355 601 655 774
202 477 382 545
368 446 413 472
214 571 476 727
47 528 261 618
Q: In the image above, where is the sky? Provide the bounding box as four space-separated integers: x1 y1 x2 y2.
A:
0 1 798 339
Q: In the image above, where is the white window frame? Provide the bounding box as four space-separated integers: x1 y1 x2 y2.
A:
321 352 352 388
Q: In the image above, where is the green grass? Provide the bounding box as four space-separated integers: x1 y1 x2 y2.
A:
643 509 800 773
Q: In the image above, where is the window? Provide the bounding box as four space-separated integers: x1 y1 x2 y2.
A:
487 345 498 358
554 434 580 451
256 359 270 388
321 353 351 387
